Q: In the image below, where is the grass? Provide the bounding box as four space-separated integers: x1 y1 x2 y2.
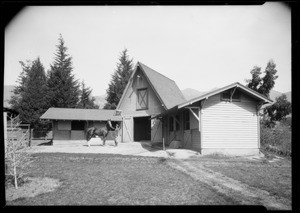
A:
6 152 236 205
260 121 291 157
195 155 291 201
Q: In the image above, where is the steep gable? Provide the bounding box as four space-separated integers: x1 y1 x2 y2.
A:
117 62 186 112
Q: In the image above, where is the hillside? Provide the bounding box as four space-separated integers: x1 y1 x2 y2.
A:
3 85 108 109
181 88 206 101
181 87 291 102
93 95 106 109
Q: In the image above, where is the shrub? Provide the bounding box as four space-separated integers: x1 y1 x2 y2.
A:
260 121 291 156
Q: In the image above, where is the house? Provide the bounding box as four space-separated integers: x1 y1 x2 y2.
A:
40 108 122 144
152 82 273 155
116 62 186 143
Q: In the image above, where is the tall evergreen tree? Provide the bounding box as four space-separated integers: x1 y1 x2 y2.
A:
246 60 278 98
9 58 50 136
77 81 98 109
47 34 80 108
104 48 134 109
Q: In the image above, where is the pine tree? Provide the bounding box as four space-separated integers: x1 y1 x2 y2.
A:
104 48 134 109
8 58 50 136
47 34 80 108
77 81 98 109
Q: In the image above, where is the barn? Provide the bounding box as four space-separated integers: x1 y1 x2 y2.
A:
116 62 186 143
40 108 122 145
117 62 272 155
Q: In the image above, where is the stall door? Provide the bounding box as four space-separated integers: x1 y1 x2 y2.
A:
122 116 133 142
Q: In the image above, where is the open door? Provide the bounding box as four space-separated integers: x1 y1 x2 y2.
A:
134 116 151 141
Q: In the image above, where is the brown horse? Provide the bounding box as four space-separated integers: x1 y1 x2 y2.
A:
86 122 120 147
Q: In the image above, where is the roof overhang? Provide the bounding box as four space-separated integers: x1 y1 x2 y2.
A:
178 82 273 109
152 82 273 119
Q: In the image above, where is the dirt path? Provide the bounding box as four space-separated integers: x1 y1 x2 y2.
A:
167 159 291 210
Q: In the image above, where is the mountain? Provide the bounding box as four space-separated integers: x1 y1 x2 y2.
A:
181 88 206 101
181 87 291 103
283 91 291 102
3 85 107 109
93 95 106 109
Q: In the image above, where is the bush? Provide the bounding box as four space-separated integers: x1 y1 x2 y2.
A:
260 121 291 156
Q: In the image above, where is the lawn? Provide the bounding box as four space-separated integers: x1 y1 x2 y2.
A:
5 152 291 208
190 153 291 205
5 152 236 206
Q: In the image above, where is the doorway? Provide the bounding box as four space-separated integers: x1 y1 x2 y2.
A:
134 116 151 141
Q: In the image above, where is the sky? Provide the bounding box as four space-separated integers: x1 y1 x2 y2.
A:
4 3 291 97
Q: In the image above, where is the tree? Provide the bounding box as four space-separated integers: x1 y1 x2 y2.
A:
263 94 291 127
77 81 98 109
9 58 50 136
6 103 33 189
104 48 134 109
47 34 80 108
246 60 278 97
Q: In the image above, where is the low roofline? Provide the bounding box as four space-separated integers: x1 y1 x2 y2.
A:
178 82 273 109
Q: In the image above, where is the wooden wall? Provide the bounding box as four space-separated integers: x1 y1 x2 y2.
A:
202 92 259 149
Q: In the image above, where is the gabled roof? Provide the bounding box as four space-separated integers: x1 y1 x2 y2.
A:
152 82 273 119
178 82 273 109
40 108 122 121
117 62 186 110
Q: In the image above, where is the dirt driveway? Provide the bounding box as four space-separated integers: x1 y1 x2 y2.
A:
167 157 291 210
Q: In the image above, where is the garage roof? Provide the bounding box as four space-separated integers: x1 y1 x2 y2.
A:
40 108 122 121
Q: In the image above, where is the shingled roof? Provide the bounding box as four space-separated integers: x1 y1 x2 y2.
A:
40 108 122 121
118 62 186 110
138 62 186 109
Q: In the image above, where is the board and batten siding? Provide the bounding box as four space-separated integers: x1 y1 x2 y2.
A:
202 93 259 149
118 68 165 115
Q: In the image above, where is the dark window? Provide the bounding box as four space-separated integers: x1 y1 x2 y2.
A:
184 110 190 130
175 115 180 131
137 88 148 110
169 116 174 131
221 89 241 102
71 121 85 130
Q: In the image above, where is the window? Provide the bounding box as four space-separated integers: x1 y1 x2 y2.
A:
137 88 148 110
169 116 174 131
71 121 85 130
175 115 180 131
184 110 190 130
221 89 241 102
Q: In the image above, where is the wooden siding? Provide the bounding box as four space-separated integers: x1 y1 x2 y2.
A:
151 118 162 142
202 93 258 149
118 68 165 115
191 129 201 149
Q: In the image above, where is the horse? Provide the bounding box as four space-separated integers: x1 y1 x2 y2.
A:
86 122 120 147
